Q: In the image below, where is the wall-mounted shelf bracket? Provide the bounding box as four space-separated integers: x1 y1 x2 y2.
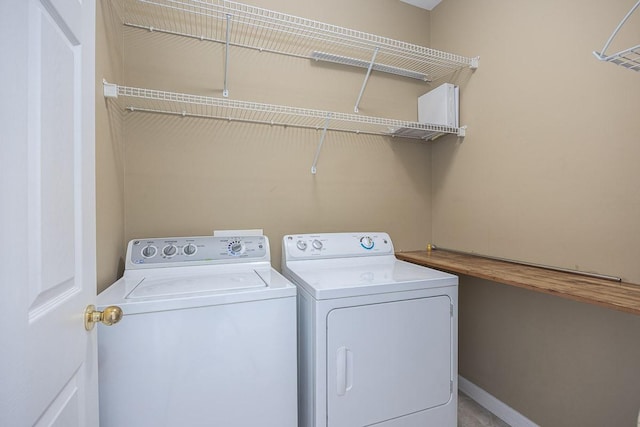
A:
103 80 118 98
223 14 231 97
593 0 640 72
311 115 331 175
354 47 379 113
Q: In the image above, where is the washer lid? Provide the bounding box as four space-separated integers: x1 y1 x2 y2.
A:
284 256 457 300
126 271 267 299
97 265 296 315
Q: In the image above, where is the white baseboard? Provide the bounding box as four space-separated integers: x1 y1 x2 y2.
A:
458 376 540 427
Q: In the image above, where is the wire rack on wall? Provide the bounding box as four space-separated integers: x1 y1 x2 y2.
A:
123 0 479 85
104 81 463 141
114 1 477 173
593 0 640 72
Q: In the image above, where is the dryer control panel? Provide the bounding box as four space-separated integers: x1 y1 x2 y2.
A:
127 235 268 269
283 232 394 261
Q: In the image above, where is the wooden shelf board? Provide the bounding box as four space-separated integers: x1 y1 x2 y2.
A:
396 250 640 316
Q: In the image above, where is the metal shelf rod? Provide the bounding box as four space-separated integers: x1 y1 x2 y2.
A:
311 115 331 175
223 13 231 97
354 47 379 113
429 244 623 282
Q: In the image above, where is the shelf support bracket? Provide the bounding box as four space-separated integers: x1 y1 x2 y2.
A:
311 115 331 175
103 80 118 98
354 47 379 113
223 14 231 97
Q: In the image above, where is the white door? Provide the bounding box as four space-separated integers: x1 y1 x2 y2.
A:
327 296 453 427
0 0 97 425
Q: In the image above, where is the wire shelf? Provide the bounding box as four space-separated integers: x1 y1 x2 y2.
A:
105 82 462 140
123 0 479 82
593 0 640 72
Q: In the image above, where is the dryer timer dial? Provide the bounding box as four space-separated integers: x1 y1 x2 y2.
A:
360 236 374 250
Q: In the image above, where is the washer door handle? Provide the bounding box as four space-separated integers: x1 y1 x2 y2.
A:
336 346 353 396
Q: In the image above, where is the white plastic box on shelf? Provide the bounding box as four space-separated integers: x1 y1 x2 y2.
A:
418 83 459 128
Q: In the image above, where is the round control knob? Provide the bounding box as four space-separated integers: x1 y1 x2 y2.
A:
296 240 308 251
183 243 197 256
162 244 177 257
312 239 323 250
141 245 157 258
228 240 245 256
360 236 374 250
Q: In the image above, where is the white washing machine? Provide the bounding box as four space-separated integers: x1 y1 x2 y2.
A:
281 232 458 427
97 234 297 427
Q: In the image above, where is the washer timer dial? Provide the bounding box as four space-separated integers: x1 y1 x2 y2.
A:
227 240 246 256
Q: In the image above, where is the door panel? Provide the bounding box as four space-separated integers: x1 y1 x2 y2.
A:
327 296 452 427
33 374 80 427
28 0 78 316
0 0 96 425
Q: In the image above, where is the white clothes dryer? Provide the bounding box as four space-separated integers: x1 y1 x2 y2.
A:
282 232 458 427
97 234 297 427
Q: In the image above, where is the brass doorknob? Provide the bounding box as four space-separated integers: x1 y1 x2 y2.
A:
84 304 123 331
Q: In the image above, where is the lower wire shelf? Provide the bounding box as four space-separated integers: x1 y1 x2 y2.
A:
103 81 465 141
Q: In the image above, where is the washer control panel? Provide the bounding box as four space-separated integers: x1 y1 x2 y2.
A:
127 235 268 268
283 232 393 260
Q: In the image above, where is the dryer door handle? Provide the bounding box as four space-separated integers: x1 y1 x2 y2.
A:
336 346 353 396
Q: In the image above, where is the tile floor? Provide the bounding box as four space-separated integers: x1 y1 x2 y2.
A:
458 391 511 427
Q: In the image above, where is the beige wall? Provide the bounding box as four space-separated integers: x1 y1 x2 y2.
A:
459 276 640 427
430 0 640 283
96 0 125 292
430 1 640 425
121 0 434 270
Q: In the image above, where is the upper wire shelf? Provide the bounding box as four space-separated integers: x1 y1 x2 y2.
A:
103 81 463 141
593 0 640 72
123 0 479 83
